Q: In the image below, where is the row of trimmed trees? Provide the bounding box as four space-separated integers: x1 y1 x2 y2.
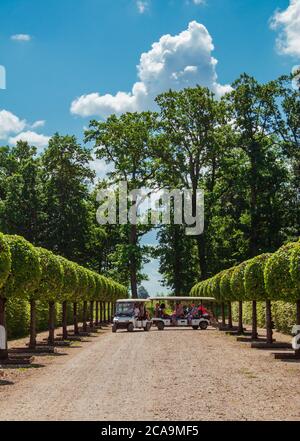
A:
190 240 300 348
0 233 127 360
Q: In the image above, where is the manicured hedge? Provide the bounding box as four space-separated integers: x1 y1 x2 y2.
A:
0 233 128 341
190 240 300 335
2 235 41 300
0 232 11 289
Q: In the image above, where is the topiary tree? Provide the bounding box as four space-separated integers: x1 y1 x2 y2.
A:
290 243 300 357
57 257 78 340
0 235 40 358
0 233 12 359
35 248 64 346
86 270 96 330
265 242 299 345
290 243 300 323
220 268 235 330
231 261 249 335
73 266 88 335
244 253 272 342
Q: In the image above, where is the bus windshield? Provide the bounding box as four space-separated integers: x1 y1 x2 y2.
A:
116 302 135 317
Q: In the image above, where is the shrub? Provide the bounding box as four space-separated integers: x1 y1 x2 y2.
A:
57 257 78 302
0 233 11 289
264 242 299 301
230 261 249 301
35 247 64 302
85 269 96 301
244 254 272 300
220 267 235 301
290 243 300 301
1 235 41 300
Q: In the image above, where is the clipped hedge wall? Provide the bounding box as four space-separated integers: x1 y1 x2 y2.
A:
231 300 297 335
6 299 83 340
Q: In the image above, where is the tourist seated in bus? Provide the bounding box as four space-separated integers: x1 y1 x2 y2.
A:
134 303 141 318
198 304 209 316
175 302 184 318
159 303 169 318
186 304 199 322
154 303 160 318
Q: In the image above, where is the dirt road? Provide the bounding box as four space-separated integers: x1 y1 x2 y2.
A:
1 327 300 421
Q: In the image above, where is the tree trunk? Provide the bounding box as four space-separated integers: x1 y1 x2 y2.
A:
29 299 37 349
62 301 68 340
249 148 260 258
295 300 300 357
0 297 8 360
237 301 243 334
266 300 273 344
196 234 207 281
83 301 88 332
95 301 99 326
48 301 55 346
221 303 226 327
251 300 258 340
100 301 103 324
129 224 138 298
227 302 233 329
174 226 182 296
73 302 79 335
90 301 94 329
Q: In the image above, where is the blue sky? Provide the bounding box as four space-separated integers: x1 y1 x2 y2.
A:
0 0 299 295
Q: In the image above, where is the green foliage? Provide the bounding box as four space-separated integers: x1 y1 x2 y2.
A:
1 235 41 300
232 300 297 335
230 261 249 301
290 243 300 300
244 254 272 301
35 247 64 302
0 232 11 288
220 268 235 301
57 256 78 302
74 265 88 302
264 242 298 301
85 269 96 300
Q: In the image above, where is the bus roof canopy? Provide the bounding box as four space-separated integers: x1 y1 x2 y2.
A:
116 299 150 303
150 296 216 302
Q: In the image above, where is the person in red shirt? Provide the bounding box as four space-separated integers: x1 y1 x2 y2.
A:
198 304 208 316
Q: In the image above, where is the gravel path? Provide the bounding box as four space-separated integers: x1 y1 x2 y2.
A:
0 326 300 421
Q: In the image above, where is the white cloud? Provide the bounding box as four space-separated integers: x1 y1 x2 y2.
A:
89 155 114 179
193 0 205 4
0 110 26 140
11 34 32 42
136 0 149 14
8 131 50 150
31 120 46 129
71 21 230 119
271 0 300 58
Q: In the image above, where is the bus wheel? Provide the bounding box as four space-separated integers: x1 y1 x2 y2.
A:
127 323 134 332
192 325 199 330
112 324 117 333
144 323 151 332
157 321 164 331
199 321 208 330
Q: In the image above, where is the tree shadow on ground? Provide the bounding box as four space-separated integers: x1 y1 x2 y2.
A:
0 379 14 386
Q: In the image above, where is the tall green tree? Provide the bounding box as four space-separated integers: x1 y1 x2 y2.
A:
40 133 95 263
224 74 288 257
154 86 225 279
0 141 42 243
85 112 157 297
